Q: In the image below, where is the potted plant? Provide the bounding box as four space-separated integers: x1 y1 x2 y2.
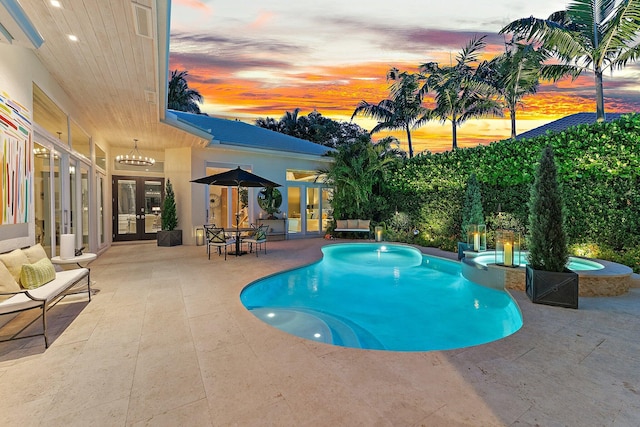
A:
526 145 578 308
459 173 484 259
157 179 183 246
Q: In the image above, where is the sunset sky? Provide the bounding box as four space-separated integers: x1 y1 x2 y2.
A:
169 0 640 153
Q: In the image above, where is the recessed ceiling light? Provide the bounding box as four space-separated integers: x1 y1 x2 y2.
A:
50 0 62 7
68 34 78 42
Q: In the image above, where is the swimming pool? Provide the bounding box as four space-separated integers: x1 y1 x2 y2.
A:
240 243 523 352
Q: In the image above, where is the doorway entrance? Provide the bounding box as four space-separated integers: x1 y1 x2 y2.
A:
112 176 164 241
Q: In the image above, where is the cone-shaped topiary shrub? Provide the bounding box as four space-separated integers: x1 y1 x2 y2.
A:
461 173 484 236
527 145 568 272
161 179 178 231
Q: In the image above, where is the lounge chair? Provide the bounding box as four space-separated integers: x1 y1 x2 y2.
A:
242 224 269 257
204 225 235 260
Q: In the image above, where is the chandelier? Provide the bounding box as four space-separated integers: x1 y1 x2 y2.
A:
116 139 155 166
33 147 59 159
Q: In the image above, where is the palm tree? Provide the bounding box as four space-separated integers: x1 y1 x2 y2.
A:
351 68 426 158
500 0 640 121
320 135 402 219
419 36 503 150
168 70 203 113
254 116 282 132
280 108 302 137
483 40 547 138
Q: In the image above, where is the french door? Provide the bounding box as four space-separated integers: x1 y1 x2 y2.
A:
112 176 164 241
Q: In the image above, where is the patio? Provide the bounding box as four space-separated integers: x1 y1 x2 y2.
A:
1 239 639 426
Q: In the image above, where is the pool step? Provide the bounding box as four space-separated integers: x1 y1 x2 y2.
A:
250 307 385 349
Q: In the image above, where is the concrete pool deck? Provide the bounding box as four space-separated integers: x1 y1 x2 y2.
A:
1 238 639 426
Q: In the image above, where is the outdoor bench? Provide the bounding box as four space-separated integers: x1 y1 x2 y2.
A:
334 219 372 238
0 244 91 348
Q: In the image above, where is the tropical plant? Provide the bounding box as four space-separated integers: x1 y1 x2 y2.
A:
483 39 547 138
351 68 427 158
461 173 484 236
419 36 503 150
168 70 203 113
161 179 178 231
255 110 368 147
528 146 569 272
320 135 403 220
280 108 302 137
500 0 640 121
254 116 282 132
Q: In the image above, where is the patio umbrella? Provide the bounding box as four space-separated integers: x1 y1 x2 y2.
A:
191 167 282 250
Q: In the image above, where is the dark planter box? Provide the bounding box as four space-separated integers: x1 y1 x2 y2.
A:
157 229 183 247
457 242 471 260
526 265 579 309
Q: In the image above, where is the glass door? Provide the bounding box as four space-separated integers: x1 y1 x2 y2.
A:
287 187 302 235
306 187 320 233
97 173 106 248
33 142 53 256
80 165 89 247
112 176 164 241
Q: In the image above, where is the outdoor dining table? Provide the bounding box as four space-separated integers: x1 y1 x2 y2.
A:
223 227 255 256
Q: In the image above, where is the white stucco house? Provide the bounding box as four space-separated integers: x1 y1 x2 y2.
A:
0 0 334 255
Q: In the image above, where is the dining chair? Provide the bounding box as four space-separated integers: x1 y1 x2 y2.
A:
242 224 269 257
204 225 235 260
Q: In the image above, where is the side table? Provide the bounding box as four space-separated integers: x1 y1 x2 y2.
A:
51 253 97 268
51 253 98 294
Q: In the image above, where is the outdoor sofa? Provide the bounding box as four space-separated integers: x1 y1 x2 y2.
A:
0 244 91 348
334 219 372 238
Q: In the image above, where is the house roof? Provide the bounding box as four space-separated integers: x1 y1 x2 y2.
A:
169 110 333 157
516 112 627 140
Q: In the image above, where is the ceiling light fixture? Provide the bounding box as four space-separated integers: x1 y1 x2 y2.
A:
116 139 155 167
33 147 59 159
50 0 62 8
68 34 78 42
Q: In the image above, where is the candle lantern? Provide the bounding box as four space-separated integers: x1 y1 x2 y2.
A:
466 224 487 251
495 229 520 267
195 227 205 246
374 226 384 242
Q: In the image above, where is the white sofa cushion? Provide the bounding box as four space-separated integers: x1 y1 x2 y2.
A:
0 268 89 314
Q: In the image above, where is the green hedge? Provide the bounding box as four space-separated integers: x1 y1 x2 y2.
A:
384 113 640 272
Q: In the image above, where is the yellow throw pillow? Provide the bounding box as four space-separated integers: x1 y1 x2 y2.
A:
23 244 49 264
0 248 29 284
0 261 20 301
20 258 57 290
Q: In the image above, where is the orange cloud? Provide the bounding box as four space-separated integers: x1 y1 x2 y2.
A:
170 55 639 153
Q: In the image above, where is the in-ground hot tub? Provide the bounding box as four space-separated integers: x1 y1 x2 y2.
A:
462 251 633 297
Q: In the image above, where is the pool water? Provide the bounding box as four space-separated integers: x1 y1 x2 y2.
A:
472 252 604 271
240 243 523 352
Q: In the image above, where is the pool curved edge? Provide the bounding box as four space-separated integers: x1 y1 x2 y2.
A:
461 253 633 297
240 242 524 352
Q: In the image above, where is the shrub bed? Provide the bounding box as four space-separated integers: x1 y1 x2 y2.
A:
384 113 640 272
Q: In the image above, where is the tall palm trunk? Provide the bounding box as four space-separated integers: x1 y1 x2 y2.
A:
405 124 414 158
595 68 605 121
451 114 458 150
510 106 517 139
